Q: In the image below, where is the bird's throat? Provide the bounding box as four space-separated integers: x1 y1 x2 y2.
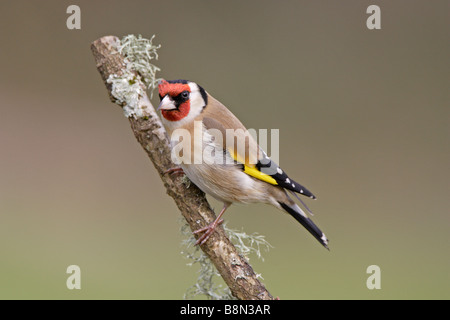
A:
161 102 190 122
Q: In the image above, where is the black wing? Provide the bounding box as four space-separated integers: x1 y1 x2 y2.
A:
256 154 316 199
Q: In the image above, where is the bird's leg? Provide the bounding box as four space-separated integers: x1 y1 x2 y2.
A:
194 203 230 245
164 167 184 175
193 219 224 234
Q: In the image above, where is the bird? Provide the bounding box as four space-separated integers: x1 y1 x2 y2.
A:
157 79 329 249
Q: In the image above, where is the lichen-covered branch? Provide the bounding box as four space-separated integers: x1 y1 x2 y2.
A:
90 35 273 300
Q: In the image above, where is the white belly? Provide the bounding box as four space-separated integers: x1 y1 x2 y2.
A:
170 122 266 204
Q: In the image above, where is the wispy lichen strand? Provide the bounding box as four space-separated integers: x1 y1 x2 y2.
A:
117 34 161 93
181 220 272 300
226 227 273 263
107 34 161 118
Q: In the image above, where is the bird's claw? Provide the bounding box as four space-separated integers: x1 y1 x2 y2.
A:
164 167 184 175
193 219 224 245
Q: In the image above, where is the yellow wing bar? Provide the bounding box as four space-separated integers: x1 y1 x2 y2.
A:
227 146 278 186
243 165 278 185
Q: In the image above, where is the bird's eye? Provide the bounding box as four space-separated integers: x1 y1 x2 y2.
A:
181 91 190 99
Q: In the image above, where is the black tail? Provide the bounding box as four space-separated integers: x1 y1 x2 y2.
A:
279 202 329 250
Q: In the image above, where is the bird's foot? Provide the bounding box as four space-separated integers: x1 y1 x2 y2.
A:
164 167 184 175
193 219 224 245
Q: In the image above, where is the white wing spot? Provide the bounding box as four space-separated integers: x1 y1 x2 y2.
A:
285 178 290 183
321 233 328 245
277 167 283 174
300 189 304 193
292 183 295 188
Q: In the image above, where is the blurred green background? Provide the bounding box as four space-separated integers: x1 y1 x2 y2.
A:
0 0 448 299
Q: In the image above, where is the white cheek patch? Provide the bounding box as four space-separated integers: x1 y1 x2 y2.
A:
188 82 206 113
160 82 206 129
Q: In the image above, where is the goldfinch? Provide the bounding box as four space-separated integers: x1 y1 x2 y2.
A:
157 79 329 249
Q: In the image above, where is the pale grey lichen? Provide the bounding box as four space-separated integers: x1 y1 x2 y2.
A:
180 221 233 300
226 227 273 262
181 175 192 188
180 219 272 300
107 72 146 118
117 34 161 94
107 34 161 118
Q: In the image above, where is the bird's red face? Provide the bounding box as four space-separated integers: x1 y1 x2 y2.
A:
158 80 191 122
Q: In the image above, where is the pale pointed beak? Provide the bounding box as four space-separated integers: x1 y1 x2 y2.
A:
157 95 177 111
